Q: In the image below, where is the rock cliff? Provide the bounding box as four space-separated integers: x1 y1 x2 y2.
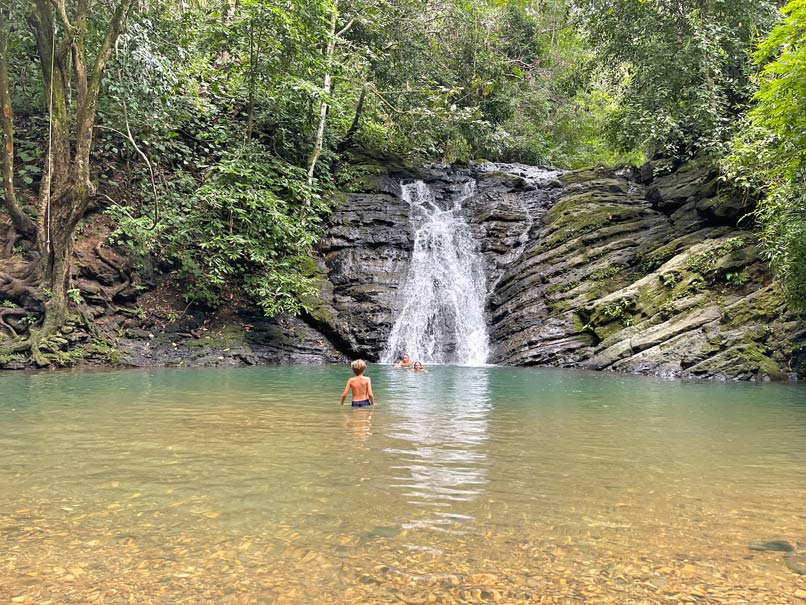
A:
312 159 805 380
2 158 801 378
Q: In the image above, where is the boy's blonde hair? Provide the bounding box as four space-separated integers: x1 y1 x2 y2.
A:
351 359 367 375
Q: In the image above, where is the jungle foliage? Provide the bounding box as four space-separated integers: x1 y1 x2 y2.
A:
0 0 802 364
725 0 806 310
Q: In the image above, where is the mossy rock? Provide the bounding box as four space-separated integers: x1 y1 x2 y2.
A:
695 188 755 227
694 342 786 380
722 285 788 327
185 325 247 349
639 241 685 274
587 296 636 329
0 353 25 368
544 199 645 248
299 257 337 325
559 167 614 186
646 158 719 212
683 236 751 278
475 170 530 190
546 191 632 222
334 165 391 194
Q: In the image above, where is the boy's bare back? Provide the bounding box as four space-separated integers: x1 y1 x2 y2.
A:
347 375 371 400
340 359 375 407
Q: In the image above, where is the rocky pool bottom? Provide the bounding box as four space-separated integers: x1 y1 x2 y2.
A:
1 366 804 604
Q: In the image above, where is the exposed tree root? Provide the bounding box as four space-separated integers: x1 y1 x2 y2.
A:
76 305 102 338
0 256 43 307
1 225 23 258
0 328 50 367
0 307 27 338
0 242 129 367
94 243 132 300
0 260 61 366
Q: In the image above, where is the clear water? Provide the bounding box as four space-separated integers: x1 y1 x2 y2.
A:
383 181 489 365
1 366 805 604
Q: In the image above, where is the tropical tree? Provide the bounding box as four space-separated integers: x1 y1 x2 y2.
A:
0 0 136 363
104 0 336 315
578 0 780 159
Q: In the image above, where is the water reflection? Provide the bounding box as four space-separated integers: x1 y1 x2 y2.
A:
342 407 373 448
384 367 491 538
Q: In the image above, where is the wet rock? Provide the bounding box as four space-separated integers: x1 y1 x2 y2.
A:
99 156 803 376
125 328 150 340
118 313 345 367
313 163 563 360
784 554 806 575
488 159 804 380
748 540 795 552
646 160 717 214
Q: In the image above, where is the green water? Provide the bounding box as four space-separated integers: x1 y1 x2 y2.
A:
1 366 805 604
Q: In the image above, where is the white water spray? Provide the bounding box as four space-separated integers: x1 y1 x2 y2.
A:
383 180 489 365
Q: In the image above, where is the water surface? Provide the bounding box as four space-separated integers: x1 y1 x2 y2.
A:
1 366 805 604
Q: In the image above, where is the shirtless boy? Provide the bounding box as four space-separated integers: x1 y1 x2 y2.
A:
340 359 375 407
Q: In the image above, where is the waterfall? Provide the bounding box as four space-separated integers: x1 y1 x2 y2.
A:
382 180 489 365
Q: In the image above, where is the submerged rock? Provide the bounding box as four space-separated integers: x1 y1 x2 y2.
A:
784 553 806 575
748 540 795 552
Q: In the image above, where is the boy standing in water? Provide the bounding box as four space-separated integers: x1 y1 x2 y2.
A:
340 359 375 407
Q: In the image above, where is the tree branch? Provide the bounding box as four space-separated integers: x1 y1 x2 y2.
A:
305 4 338 191
94 99 161 231
48 0 73 33
71 0 136 222
336 17 355 38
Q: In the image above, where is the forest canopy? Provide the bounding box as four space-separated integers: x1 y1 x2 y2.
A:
0 0 802 363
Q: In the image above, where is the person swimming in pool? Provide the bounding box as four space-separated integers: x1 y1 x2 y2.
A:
340 359 375 408
394 354 413 368
412 361 426 372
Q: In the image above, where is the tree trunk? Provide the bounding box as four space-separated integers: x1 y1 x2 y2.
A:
0 3 35 237
338 80 368 152
305 5 338 190
244 15 256 143
0 0 135 365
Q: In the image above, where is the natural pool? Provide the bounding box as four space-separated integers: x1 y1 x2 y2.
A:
1 366 805 604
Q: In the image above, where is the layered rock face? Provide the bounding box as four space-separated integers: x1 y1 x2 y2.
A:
311 164 565 361
490 161 804 379
310 180 414 359
314 160 804 380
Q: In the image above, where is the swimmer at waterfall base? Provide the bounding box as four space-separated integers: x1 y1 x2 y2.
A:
340 359 375 408
394 354 413 368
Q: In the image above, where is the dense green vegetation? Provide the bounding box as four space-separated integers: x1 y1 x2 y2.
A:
0 0 802 362
726 0 806 310
579 0 780 158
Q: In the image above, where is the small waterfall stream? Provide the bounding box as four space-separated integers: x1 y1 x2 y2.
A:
382 180 489 365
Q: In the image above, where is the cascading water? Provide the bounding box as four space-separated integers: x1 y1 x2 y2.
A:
382 180 489 365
